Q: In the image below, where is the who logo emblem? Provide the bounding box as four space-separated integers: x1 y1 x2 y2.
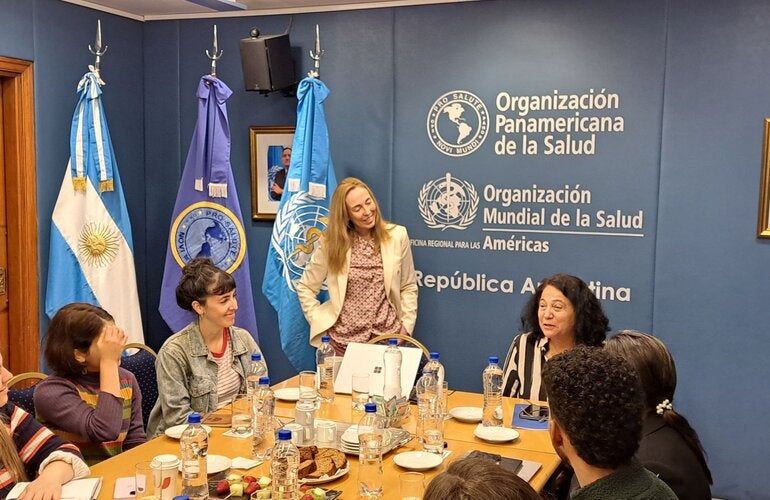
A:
427 91 489 157
418 173 479 230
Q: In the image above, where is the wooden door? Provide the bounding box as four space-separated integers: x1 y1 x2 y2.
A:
0 87 8 361
0 56 39 374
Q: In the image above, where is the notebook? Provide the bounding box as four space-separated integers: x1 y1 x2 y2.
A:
7 477 102 500
334 342 423 397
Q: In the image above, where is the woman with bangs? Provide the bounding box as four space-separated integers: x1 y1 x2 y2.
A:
297 177 418 355
147 258 264 437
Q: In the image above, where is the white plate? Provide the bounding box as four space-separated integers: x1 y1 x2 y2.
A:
299 463 350 485
178 454 231 475
473 424 520 443
164 424 212 440
341 428 391 446
448 406 483 423
393 451 443 471
274 387 300 401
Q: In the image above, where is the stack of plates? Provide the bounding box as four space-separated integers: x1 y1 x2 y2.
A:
340 426 392 455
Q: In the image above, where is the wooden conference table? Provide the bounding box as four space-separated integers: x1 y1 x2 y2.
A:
90 377 560 498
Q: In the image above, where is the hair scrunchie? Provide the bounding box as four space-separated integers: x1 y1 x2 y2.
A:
656 399 673 415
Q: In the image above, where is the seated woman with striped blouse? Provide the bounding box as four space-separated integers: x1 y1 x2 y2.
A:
502 273 609 400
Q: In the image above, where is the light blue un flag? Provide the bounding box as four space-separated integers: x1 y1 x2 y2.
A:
263 77 337 371
46 71 144 343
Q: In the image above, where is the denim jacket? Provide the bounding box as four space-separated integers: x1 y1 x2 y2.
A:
146 321 261 437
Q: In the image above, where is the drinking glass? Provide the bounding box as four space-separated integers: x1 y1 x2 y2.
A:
231 392 251 435
399 472 425 500
351 372 370 411
299 370 318 401
135 461 156 499
422 410 444 454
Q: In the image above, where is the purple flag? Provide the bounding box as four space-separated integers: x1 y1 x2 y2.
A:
159 75 258 340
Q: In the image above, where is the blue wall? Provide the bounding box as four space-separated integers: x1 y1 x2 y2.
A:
2 0 769 496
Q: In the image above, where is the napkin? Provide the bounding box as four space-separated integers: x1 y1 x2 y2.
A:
222 429 253 438
231 456 262 469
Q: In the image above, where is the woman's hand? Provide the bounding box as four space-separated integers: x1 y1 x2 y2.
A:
96 324 128 365
18 461 74 500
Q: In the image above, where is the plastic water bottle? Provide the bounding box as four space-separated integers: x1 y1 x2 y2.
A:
252 376 275 460
358 403 384 498
180 412 209 500
425 352 446 415
316 336 336 404
482 356 504 427
271 429 300 500
246 352 268 401
382 339 402 401
414 369 438 444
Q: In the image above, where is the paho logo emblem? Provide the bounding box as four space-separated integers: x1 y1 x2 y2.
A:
418 173 479 230
427 90 489 157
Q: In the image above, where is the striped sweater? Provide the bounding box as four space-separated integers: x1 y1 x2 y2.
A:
34 369 146 465
0 403 84 496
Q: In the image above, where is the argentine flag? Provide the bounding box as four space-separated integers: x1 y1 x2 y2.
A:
46 71 144 343
263 77 337 371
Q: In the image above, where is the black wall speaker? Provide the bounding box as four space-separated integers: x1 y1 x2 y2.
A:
239 32 296 93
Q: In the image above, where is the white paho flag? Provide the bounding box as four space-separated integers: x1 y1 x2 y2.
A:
45 70 144 343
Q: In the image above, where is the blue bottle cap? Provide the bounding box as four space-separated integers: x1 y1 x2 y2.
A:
388 338 398 345
429 352 440 360
321 335 331 343
259 376 270 385
277 429 292 441
488 356 499 364
173 496 190 500
364 402 377 413
187 412 201 424
251 352 262 361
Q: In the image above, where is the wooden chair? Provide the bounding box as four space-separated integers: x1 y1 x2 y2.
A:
121 343 158 427
367 333 430 357
8 372 48 416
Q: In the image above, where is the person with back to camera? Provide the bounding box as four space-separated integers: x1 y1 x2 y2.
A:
297 177 418 355
34 303 146 464
502 273 609 400
147 258 264 437
542 345 677 499
0 351 89 498
604 330 713 499
424 456 540 500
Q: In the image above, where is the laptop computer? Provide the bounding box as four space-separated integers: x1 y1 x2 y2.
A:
335 342 423 397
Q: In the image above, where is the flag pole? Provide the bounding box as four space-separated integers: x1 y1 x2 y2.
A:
206 24 223 77
88 19 108 79
308 24 323 78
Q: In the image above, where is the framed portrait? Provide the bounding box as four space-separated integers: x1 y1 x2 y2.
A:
249 126 295 220
759 119 770 238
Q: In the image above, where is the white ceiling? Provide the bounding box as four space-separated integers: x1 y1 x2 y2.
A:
61 0 474 21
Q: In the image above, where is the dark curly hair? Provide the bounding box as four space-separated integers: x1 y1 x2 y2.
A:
175 258 236 311
543 345 643 469
521 273 609 346
44 303 114 375
424 456 540 500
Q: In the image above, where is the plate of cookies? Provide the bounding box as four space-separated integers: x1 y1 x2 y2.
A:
297 446 350 485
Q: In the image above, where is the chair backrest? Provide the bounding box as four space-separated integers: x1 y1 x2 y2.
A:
8 372 48 416
367 334 430 357
121 344 158 428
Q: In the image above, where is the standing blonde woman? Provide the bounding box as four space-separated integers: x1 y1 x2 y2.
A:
297 177 418 355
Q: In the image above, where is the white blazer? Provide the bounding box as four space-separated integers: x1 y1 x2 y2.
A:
296 224 418 347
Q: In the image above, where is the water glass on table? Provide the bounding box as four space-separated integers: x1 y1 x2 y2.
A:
231 393 251 435
351 372 370 411
422 409 444 454
400 472 425 500
299 370 318 402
